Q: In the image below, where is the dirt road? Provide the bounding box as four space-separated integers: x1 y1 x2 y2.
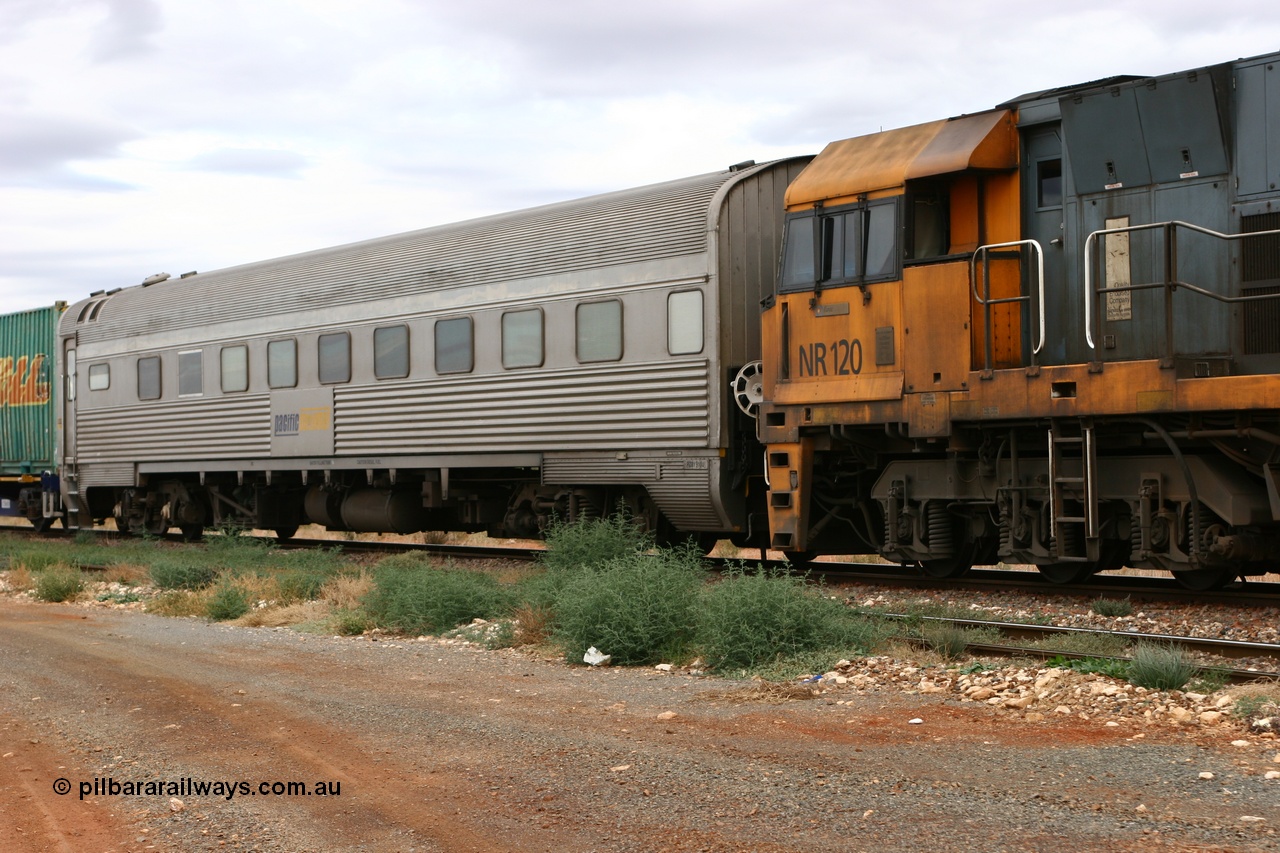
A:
1 598 1277 852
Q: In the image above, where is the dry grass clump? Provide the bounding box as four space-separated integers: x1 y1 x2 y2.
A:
146 590 208 617
227 574 284 606
234 601 329 628
320 572 373 610
512 602 555 645
696 680 820 704
5 565 34 592
1228 681 1280 726
103 563 150 586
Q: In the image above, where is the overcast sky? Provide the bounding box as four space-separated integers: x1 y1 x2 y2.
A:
2 0 1278 313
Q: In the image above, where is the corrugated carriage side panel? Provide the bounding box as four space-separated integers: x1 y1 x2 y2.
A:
0 305 61 475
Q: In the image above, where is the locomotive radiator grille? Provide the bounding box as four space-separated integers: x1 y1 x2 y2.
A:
1242 213 1280 355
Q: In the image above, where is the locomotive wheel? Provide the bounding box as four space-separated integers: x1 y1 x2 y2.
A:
1037 562 1097 585
29 515 57 534
273 525 299 541
917 542 977 579
179 524 205 542
1173 566 1237 591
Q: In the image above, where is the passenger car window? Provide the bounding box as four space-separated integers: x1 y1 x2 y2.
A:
374 325 409 379
668 290 704 355
576 300 623 362
88 363 110 391
138 356 161 400
268 339 297 388
435 317 473 374
221 345 248 393
178 350 203 397
502 309 543 369
318 332 351 384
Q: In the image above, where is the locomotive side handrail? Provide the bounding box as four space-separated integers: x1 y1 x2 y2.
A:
1084 220 1280 356
970 239 1046 371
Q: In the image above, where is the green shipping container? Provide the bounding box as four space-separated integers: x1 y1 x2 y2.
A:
1 303 63 477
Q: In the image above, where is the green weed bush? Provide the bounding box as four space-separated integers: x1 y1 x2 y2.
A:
363 555 511 635
206 582 250 621
149 557 217 590
539 512 651 575
34 563 83 602
14 547 65 573
552 548 704 666
1090 597 1134 617
695 566 881 671
520 512 654 614
1127 642 1200 690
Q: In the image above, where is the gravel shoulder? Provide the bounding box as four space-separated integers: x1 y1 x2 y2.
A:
2 596 1279 853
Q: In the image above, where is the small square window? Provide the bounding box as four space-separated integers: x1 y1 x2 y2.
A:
1038 159 1063 208
268 339 297 388
221 345 248 393
88 363 110 391
576 300 622 362
178 350 203 397
668 291 704 355
502 309 543 369
374 325 409 379
318 332 351 384
435 317 473 374
138 356 161 400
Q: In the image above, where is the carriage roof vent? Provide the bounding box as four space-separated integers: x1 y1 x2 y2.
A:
179 270 198 279
141 272 170 286
728 159 756 172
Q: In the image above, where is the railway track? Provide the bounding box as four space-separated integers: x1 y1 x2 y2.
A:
7 525 1280 689
7 523 1280 606
882 612 1280 684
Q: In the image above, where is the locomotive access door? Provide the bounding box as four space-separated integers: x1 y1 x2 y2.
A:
1022 125 1069 365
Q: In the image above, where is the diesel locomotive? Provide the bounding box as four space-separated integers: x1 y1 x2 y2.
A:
758 51 1280 589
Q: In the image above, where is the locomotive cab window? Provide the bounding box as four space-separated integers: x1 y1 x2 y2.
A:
268 339 297 388
221 345 248 393
778 198 900 293
668 290 704 355
88 363 110 391
374 325 409 379
576 300 623 362
435 317 473 374
502 308 544 369
138 356 161 400
1037 159 1063 209
318 332 351 384
906 183 950 261
178 350 203 397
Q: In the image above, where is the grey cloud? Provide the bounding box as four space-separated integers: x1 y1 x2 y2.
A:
90 0 164 62
187 148 310 178
0 113 137 189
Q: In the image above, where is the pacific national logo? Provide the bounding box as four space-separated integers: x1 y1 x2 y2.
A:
0 354 50 408
273 407 331 436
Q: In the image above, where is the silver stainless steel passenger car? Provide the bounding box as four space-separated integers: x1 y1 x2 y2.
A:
57 158 811 542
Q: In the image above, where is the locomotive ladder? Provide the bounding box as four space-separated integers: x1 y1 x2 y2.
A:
60 459 83 530
1047 419 1099 562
